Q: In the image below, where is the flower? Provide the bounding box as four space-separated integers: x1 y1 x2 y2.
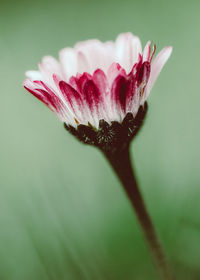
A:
23 33 172 130
23 34 174 277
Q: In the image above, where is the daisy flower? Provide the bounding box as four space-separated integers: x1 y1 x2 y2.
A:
24 33 172 131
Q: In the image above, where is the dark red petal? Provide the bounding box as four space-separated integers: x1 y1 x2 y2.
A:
126 74 137 106
111 75 130 112
137 62 151 85
25 85 62 112
59 81 83 113
82 79 100 112
24 86 50 108
33 80 56 96
35 89 61 111
76 72 92 92
134 55 143 73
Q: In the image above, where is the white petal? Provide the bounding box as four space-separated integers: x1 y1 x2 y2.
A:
38 56 63 89
145 46 173 97
115 33 142 73
23 78 36 89
75 39 115 74
77 51 91 74
59 48 78 79
39 56 61 75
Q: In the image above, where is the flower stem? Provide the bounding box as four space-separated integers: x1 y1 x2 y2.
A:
103 146 174 280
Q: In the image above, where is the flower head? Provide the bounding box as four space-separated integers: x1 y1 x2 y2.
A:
23 33 172 151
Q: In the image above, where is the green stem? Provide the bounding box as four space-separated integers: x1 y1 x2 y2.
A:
103 146 174 280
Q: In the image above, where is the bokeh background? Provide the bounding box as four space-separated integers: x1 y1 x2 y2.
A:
0 0 200 279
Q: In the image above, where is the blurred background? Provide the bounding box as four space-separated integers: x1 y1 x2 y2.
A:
0 0 200 279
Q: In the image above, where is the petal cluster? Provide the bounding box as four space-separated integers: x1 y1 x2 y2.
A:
24 33 172 128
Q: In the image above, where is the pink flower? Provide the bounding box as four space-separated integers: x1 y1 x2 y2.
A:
23 33 172 128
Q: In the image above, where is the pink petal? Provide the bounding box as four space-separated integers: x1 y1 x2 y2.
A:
107 63 126 86
145 46 173 97
68 76 80 92
53 74 62 88
93 69 112 121
93 69 108 98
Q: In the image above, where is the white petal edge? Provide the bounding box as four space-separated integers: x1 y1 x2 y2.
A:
143 41 151 62
145 46 173 97
26 70 42 80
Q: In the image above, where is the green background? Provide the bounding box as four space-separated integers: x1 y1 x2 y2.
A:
0 0 200 279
